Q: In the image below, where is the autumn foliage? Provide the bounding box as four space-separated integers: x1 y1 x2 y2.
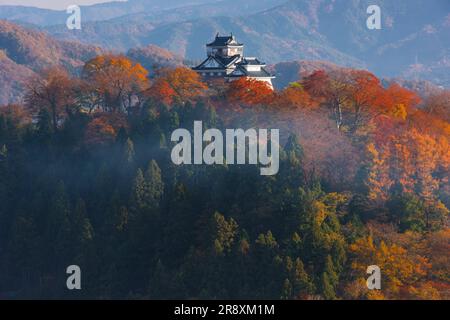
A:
147 67 208 105
82 54 149 112
3 58 449 300
226 77 274 105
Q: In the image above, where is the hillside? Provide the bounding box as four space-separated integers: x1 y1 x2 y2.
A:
0 20 102 72
268 60 345 90
268 60 447 98
0 47 448 300
0 49 36 105
0 20 103 104
0 21 187 105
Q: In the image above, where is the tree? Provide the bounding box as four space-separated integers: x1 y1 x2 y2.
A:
320 255 338 299
362 143 392 203
84 113 128 146
384 83 421 116
275 83 317 109
281 279 293 299
227 77 274 106
424 90 450 122
83 54 149 113
35 108 54 144
70 199 94 261
302 70 420 134
387 192 425 232
210 212 239 255
25 67 76 131
147 67 207 105
124 138 135 164
285 134 304 160
302 70 349 130
321 272 336 300
131 160 164 214
290 258 315 298
349 235 432 299
343 70 387 134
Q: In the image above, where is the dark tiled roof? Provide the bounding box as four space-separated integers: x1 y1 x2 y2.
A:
240 58 265 65
226 66 274 78
193 55 241 70
207 34 243 47
215 55 241 67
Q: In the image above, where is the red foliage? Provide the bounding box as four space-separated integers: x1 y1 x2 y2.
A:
147 67 208 105
273 84 318 109
226 77 274 105
84 113 128 146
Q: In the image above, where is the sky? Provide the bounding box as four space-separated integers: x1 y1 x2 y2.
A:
0 0 127 10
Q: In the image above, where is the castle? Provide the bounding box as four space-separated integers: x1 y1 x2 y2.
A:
192 33 275 89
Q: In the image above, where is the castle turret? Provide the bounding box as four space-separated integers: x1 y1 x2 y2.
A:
193 33 275 89
206 33 244 58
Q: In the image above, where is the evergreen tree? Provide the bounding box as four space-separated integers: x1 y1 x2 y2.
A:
321 272 337 300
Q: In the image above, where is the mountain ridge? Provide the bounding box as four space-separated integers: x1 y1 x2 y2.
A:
32 0 450 87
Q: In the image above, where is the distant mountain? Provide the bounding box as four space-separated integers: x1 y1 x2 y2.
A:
44 0 288 51
1 0 449 104
0 20 102 72
127 44 185 70
0 20 103 105
268 60 345 90
44 2 363 67
382 78 445 98
272 0 450 85
39 0 450 87
0 20 188 105
0 0 223 26
375 18 450 85
0 49 36 105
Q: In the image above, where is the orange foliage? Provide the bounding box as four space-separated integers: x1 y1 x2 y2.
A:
367 127 449 201
424 229 450 288
84 113 128 146
274 83 318 109
385 83 421 113
147 67 208 105
348 235 433 299
302 70 422 133
25 67 76 130
226 77 274 106
83 54 149 112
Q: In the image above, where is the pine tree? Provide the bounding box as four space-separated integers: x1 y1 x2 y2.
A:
144 160 164 210
131 168 146 211
321 272 337 300
293 258 315 296
131 160 164 213
210 212 239 255
124 138 135 164
285 134 304 160
281 279 293 299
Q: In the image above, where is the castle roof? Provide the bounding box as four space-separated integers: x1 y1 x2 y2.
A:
207 33 243 47
193 55 241 70
240 57 266 66
226 65 275 79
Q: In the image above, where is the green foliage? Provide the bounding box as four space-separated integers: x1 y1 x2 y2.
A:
0 99 447 300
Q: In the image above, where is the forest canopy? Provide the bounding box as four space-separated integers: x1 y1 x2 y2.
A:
0 55 448 300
